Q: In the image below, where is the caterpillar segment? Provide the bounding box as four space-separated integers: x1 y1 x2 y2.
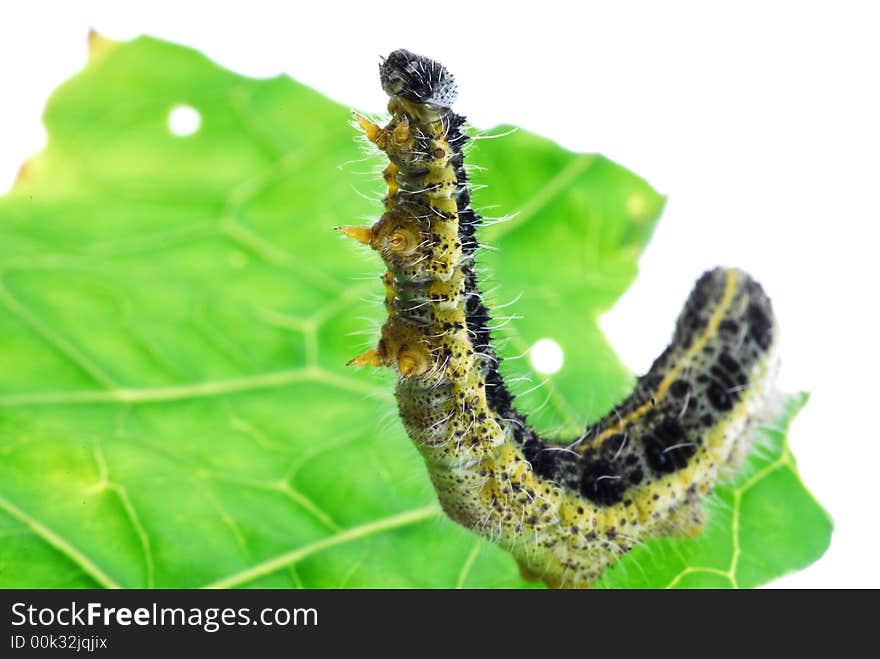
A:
340 49 780 588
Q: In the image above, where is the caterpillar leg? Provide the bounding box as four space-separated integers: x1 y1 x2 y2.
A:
516 560 543 583
652 499 707 538
347 349 383 368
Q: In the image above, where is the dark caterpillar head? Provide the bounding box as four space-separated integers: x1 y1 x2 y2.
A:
380 49 457 108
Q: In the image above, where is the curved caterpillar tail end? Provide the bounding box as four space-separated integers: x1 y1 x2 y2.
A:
342 48 780 588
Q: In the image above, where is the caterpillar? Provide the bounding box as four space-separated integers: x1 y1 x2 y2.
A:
338 49 780 588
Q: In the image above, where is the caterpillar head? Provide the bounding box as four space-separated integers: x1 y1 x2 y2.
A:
380 49 458 108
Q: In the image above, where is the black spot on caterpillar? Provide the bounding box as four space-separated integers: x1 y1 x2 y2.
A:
338 48 780 588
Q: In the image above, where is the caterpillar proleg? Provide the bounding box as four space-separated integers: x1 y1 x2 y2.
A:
339 49 779 588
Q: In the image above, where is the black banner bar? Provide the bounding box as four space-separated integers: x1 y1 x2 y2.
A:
0 589 870 654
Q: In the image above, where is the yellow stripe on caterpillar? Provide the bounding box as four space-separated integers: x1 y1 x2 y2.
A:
583 268 740 452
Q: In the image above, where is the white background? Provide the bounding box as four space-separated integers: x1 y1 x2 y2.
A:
1 0 877 587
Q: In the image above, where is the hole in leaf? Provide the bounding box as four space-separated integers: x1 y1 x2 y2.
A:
529 338 564 375
167 104 201 137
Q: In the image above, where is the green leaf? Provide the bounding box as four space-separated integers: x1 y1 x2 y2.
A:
0 35 830 588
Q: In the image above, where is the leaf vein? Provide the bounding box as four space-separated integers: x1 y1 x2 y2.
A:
0 494 121 589
203 504 439 589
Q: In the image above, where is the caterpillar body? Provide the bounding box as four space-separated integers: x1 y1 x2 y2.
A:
339 49 779 588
